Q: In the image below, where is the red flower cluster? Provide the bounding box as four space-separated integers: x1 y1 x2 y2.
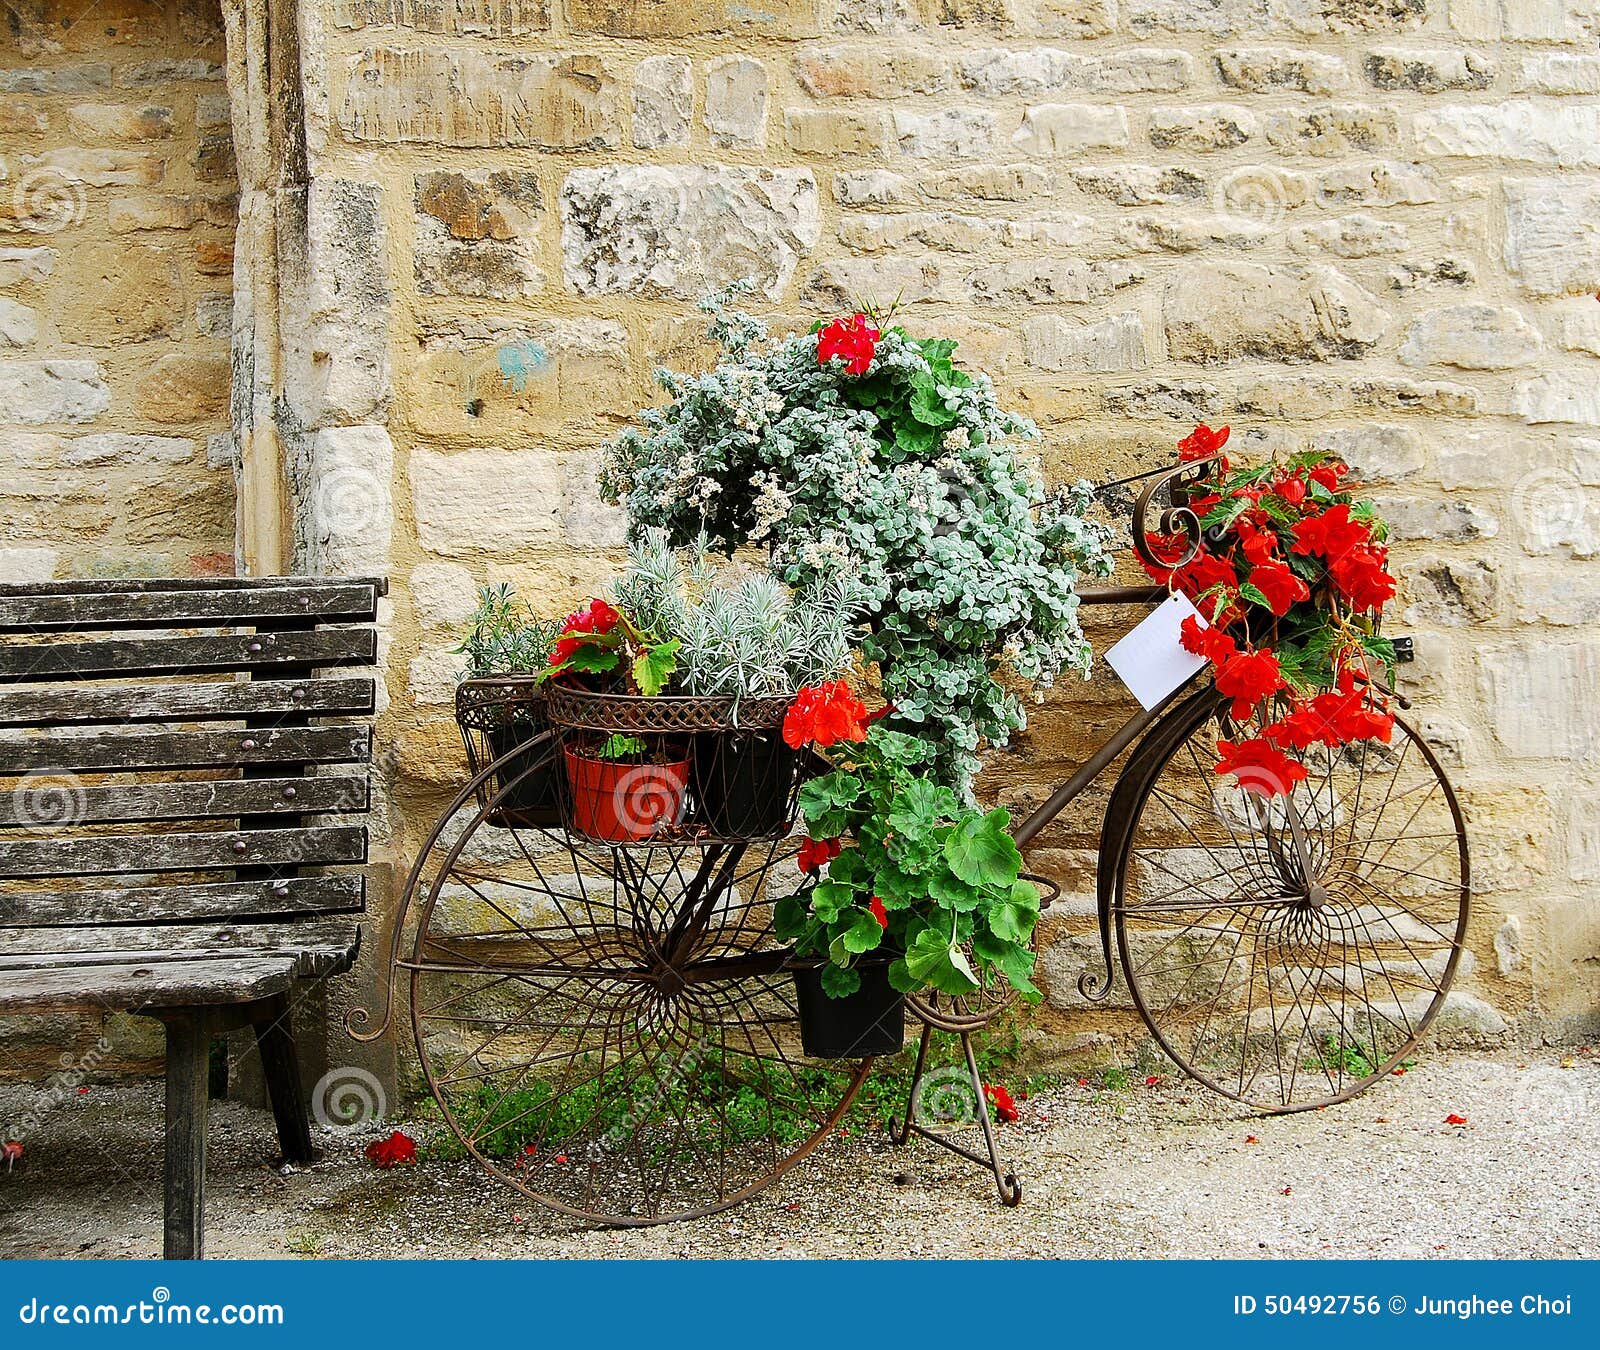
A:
783 681 870 750
549 598 621 668
1154 429 1397 797
364 1130 418 1169
798 835 843 874
817 313 880 376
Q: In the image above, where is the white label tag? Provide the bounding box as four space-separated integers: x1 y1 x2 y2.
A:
1104 592 1210 711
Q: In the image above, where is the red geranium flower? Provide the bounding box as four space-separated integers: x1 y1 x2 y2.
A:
868 896 888 929
783 681 870 749
1215 737 1309 797
1178 424 1231 463
365 1130 418 1169
797 836 843 874
982 1083 1019 1124
1214 648 1284 721
1247 560 1311 617
817 313 880 376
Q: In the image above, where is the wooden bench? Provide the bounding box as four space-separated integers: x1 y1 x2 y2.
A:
0 576 385 1259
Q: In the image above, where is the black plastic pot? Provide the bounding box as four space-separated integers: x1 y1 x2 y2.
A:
486 718 562 825
692 730 798 837
793 958 906 1058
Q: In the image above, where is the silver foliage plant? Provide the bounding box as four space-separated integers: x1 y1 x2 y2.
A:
613 527 863 702
600 286 1116 789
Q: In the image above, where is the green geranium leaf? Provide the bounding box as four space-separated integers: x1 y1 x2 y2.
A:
888 777 957 844
894 420 939 456
972 932 1039 999
904 926 980 995
841 910 885 954
944 807 1022 889
632 638 680 696
773 894 808 941
566 644 620 673
988 878 1041 944
811 881 858 923
909 377 958 429
799 772 862 818
819 962 861 999
887 958 920 995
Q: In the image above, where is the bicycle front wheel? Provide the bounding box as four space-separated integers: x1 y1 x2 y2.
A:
1111 691 1470 1113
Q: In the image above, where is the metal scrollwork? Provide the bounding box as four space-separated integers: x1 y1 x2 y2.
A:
1129 455 1223 574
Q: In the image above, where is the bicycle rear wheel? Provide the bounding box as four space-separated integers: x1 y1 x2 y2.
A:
1110 690 1470 1112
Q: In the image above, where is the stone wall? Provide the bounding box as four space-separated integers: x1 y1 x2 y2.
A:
6 0 1600 1090
0 0 238 582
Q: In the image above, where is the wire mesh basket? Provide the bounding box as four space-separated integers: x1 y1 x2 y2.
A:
543 687 807 844
455 676 562 827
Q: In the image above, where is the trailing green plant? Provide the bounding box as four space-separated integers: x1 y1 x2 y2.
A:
599 286 1115 791
453 583 563 678
775 716 1041 1001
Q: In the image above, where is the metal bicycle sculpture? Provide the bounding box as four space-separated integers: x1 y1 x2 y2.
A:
351 455 1470 1225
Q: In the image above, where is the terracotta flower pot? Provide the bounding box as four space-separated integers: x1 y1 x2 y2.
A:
563 748 689 843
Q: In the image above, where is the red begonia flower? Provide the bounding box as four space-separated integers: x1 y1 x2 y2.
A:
1247 560 1311 617
364 1130 418 1169
1214 737 1308 797
1179 614 1238 667
1178 424 1231 462
1290 504 1370 561
1214 648 1284 722
982 1083 1019 1124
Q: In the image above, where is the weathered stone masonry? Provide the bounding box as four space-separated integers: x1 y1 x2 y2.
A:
4 0 1600 1085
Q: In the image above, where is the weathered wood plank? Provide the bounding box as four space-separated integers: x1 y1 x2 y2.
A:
0 724 371 773
0 824 366 879
0 957 295 1012
0 875 364 927
162 1011 211 1260
0 577 387 597
253 994 316 1165
0 582 380 633
0 628 376 683
0 774 368 828
0 677 374 728
0 918 361 978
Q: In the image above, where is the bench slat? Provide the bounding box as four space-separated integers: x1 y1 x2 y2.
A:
0 875 364 927
0 918 361 978
0 824 366 879
0 677 374 728
0 956 297 1013
0 724 371 774
0 774 368 828
0 582 381 632
0 628 376 683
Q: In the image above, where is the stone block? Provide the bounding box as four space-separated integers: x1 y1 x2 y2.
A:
414 170 544 300
1021 313 1147 372
0 360 109 425
339 48 621 150
1477 641 1600 761
561 166 820 300
705 57 768 148
1148 105 1257 151
631 55 691 149
1503 179 1600 297
133 355 229 424
784 108 891 155
17 149 164 188
1400 304 1543 370
0 248 56 287
0 546 58 581
0 299 36 348
1306 424 1425 480
66 104 173 141
1416 102 1600 168
1364 47 1495 91
1214 46 1351 94
1514 375 1600 427
1012 104 1129 155
409 561 477 629
305 179 392 424
894 108 998 158
302 425 395 576
795 45 951 98
566 0 822 35
411 445 564 555
1165 261 1388 363
57 242 182 347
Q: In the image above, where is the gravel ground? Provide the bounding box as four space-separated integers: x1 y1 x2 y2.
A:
1 1046 1596 1260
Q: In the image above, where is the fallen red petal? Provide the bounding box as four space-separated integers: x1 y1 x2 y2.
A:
1444 1113 1468 1126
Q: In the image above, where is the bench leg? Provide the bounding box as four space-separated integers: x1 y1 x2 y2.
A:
161 1011 211 1260
253 994 316 1166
